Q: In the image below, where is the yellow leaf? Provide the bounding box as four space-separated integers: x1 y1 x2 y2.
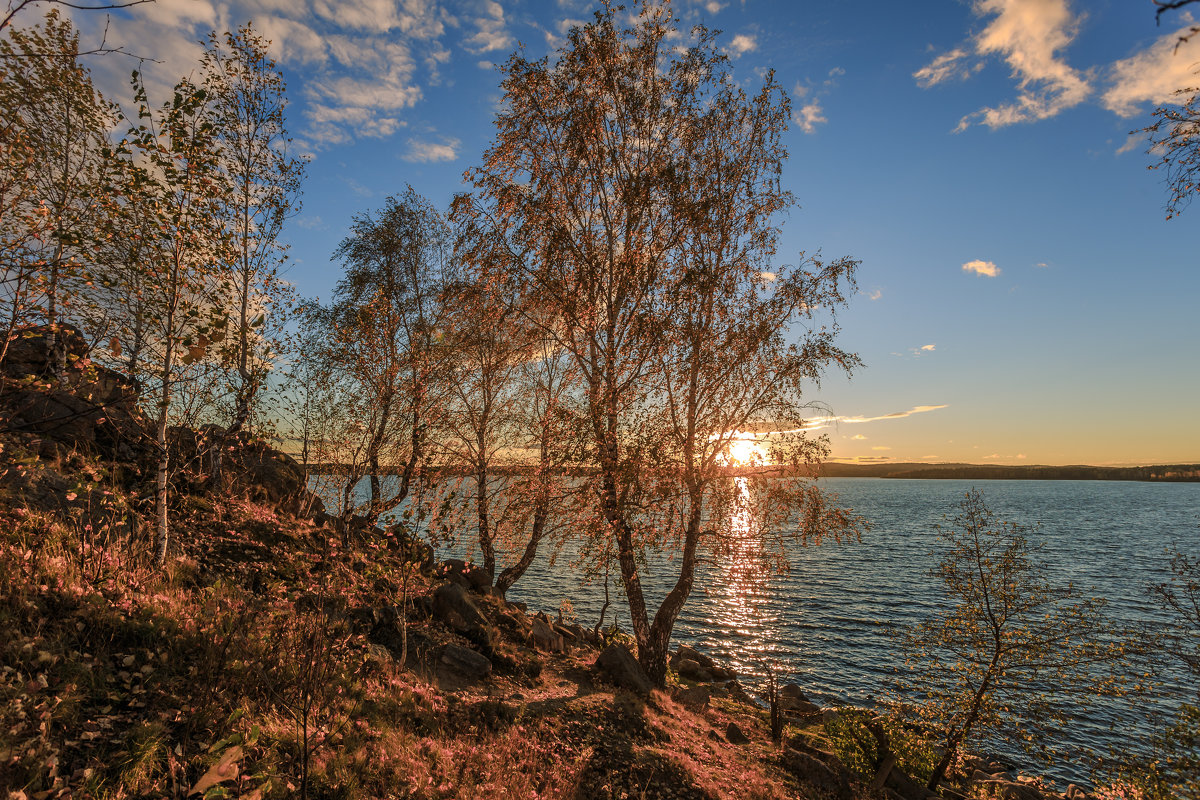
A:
188 745 242 796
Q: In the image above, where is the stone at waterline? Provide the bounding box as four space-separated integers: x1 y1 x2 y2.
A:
592 644 652 696
677 658 714 683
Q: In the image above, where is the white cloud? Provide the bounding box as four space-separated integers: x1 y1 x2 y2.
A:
69 0 449 151
867 288 882 300
794 101 827 134
728 33 757 57
464 0 513 54
851 434 868 440
759 270 777 283
1034 261 1050 268
872 446 892 451
1102 25 1200 117
916 0 1091 130
914 48 977 87
962 259 1001 277
920 344 936 352
403 136 461 162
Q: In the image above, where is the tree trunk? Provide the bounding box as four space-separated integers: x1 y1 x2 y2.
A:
476 464 494 577
154 310 176 567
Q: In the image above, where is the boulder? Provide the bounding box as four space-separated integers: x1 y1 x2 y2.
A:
440 558 492 591
779 683 822 715
724 679 755 705
439 644 492 680
676 658 714 683
725 722 750 745
432 581 495 649
530 616 565 653
593 644 652 696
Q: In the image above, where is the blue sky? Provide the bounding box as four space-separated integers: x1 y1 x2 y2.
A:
63 0 1200 465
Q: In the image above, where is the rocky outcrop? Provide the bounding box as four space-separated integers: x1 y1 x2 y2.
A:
2 325 151 463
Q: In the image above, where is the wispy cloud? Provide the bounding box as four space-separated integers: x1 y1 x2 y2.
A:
916 0 1091 131
914 48 979 87
1102 25 1200 117
791 67 843 134
464 0 514 54
804 404 950 432
851 434 868 440
867 288 883 301
963 259 1001 277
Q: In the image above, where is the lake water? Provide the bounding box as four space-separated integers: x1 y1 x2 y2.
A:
494 478 1199 783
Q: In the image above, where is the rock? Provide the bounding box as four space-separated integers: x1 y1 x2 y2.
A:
439 644 492 680
776 683 822 715
432 581 495 649
782 748 852 800
674 685 710 710
676 658 714 682
725 722 750 745
976 780 1044 800
530 616 565 653
593 644 653 696
724 679 755 705
884 764 935 800
440 558 492 590
1065 785 1087 800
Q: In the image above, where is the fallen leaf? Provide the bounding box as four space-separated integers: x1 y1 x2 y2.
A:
188 745 242 796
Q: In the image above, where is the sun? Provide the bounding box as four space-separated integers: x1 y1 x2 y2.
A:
726 436 763 465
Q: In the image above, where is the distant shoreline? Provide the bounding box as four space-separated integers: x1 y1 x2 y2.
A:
299 460 1200 482
817 462 1200 482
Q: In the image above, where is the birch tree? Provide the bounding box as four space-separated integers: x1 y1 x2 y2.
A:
464 0 862 684
201 23 304 433
122 71 232 565
0 10 119 372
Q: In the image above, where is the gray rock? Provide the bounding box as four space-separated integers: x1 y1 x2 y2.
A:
432 581 495 649
440 644 492 680
593 644 652 695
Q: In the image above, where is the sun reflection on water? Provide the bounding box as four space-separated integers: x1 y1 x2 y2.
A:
696 477 787 682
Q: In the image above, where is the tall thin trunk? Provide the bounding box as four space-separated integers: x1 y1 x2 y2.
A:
154 293 177 567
